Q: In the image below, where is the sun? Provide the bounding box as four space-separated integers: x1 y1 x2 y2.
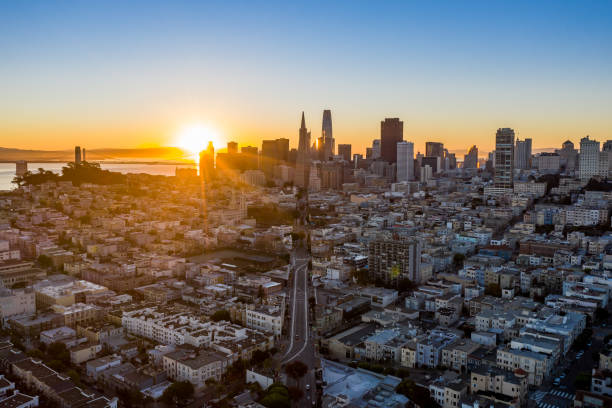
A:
174 124 223 162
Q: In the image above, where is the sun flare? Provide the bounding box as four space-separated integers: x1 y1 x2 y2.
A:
175 124 223 162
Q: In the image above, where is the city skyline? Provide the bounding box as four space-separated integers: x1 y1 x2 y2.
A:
2 1 612 153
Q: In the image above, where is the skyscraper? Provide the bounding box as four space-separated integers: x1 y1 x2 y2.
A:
380 118 403 163
82 148 86 162
261 138 289 176
75 146 82 164
463 145 478 169
294 112 311 188
227 141 238 155
372 140 381 159
338 144 351 162
494 128 515 190
396 141 414 182
579 136 601 180
321 109 334 160
515 138 532 169
425 142 444 159
241 146 259 170
199 141 215 180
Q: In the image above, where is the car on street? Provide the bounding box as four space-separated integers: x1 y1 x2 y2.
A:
306 384 310 390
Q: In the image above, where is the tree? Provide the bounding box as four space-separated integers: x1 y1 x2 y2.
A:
575 372 592 391
287 386 304 401
285 360 308 385
260 383 291 408
47 342 70 366
452 253 465 269
27 349 45 360
251 349 270 366
396 379 440 408
66 369 80 385
210 309 231 322
161 381 194 406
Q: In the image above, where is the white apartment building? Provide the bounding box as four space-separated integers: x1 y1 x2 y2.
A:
429 376 467 408
579 136 602 179
563 207 608 226
0 288 35 323
245 305 283 336
496 347 551 386
162 348 229 388
513 182 547 198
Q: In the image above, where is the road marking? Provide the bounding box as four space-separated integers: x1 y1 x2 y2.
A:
284 263 309 364
281 262 300 360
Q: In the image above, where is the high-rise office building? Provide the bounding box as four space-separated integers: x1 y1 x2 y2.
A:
320 161 343 190
294 112 311 188
421 156 439 174
227 141 238 155
579 136 602 180
82 148 86 162
241 146 259 170
199 142 215 180
261 138 289 176
445 149 457 170
396 141 414 182
16 161 28 177
372 140 381 159
368 238 422 285
463 145 478 169
321 110 334 160
338 144 351 162
380 118 403 163
75 146 82 164
261 140 278 176
515 138 532 169
494 128 515 190
425 142 444 159
276 138 289 162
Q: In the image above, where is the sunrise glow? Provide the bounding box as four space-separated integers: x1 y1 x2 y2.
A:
174 124 223 162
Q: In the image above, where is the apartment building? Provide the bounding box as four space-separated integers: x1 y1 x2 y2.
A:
162 347 229 388
245 304 284 336
441 339 481 372
496 347 551 386
470 366 528 408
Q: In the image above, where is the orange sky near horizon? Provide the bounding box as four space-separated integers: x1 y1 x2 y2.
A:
2 2 611 157
0 115 606 157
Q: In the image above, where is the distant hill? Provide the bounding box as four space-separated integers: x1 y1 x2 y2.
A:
0 147 194 163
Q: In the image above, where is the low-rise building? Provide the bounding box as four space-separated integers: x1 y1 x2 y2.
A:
162 347 229 388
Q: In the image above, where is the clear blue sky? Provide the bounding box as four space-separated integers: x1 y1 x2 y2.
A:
1 0 611 153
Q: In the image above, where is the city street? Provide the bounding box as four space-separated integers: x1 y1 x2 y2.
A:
281 246 317 406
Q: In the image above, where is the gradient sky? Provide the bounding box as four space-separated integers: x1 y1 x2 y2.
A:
1 0 611 155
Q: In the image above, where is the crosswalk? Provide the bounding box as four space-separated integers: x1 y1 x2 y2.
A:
532 391 547 403
532 389 575 408
549 390 575 400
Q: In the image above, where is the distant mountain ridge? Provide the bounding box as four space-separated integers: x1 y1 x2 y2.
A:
0 147 194 163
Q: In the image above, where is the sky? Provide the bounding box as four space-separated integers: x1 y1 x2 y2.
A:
1 0 611 155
